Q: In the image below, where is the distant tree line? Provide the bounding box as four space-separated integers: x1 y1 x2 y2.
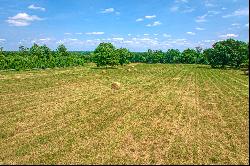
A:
0 44 86 70
0 38 248 70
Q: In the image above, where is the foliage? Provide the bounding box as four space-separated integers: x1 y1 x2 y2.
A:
0 39 248 71
205 39 248 68
0 44 85 70
116 48 132 65
93 42 119 67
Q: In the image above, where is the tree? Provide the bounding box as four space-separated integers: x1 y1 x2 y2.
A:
205 39 248 68
181 48 198 64
93 42 119 67
116 48 131 65
165 49 181 63
56 44 69 56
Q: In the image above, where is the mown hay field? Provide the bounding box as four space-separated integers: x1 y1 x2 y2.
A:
0 63 249 164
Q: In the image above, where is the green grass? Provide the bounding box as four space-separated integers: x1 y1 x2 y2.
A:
0 63 249 164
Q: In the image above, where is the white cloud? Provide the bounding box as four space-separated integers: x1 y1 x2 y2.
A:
85 32 105 35
170 6 179 12
154 34 158 36
222 8 249 18
112 37 124 41
175 0 188 3
195 27 205 30
182 7 195 13
39 38 51 41
245 23 249 28
101 8 115 13
28 4 45 11
146 21 162 27
203 39 215 43
219 34 239 38
145 15 156 19
204 0 216 7
6 13 43 26
64 33 72 35
186 32 196 35
231 23 240 26
207 10 220 15
128 34 131 36
136 18 143 22
163 34 171 37
75 32 83 35
0 39 6 44
144 34 149 36
222 7 227 10
195 14 207 22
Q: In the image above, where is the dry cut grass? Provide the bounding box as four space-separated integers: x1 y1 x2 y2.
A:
0 63 249 164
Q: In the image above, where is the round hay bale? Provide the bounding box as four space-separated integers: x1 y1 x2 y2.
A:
127 68 131 72
111 82 121 90
131 66 135 68
244 70 249 75
102 70 107 74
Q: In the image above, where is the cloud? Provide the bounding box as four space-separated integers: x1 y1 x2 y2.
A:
86 32 105 35
146 21 162 27
163 34 171 37
175 0 188 3
222 7 227 10
207 10 220 15
145 15 156 19
231 23 240 26
0 39 6 44
219 34 239 38
170 6 179 12
245 23 249 28
195 27 205 30
136 18 143 22
195 14 207 22
182 7 195 13
28 4 45 11
186 32 196 35
204 0 216 7
39 38 51 41
6 13 43 26
170 5 194 13
222 8 249 18
144 34 149 36
64 33 72 35
112 37 124 41
101 8 115 13
75 32 83 35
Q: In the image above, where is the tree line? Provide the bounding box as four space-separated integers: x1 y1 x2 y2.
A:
0 38 248 70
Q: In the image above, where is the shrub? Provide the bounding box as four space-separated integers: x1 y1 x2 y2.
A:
93 42 119 67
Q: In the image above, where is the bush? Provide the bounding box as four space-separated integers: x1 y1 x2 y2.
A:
116 48 132 66
93 42 119 67
205 39 248 68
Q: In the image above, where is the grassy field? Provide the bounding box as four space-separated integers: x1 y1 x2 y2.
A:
0 63 249 164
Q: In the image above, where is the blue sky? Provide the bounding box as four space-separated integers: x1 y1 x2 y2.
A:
0 0 249 51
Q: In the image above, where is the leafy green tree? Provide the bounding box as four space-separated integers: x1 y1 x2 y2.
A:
93 42 119 67
146 49 164 63
181 48 198 64
116 48 131 65
205 39 248 68
165 49 181 63
56 44 69 56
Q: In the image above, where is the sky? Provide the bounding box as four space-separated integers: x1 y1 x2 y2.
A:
0 0 249 51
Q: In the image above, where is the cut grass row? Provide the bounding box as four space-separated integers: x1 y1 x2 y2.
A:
0 63 248 164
